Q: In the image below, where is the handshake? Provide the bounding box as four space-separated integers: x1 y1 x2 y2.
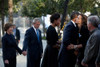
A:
22 51 27 56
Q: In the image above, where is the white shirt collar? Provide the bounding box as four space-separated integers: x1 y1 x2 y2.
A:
71 20 76 27
32 25 37 34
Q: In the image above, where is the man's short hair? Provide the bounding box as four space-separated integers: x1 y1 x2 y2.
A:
87 15 100 27
32 18 40 24
70 11 79 20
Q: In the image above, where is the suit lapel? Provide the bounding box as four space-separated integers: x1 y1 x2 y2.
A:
31 27 38 40
70 21 79 32
31 27 41 42
70 21 76 28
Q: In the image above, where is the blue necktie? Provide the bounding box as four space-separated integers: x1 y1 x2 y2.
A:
36 29 40 42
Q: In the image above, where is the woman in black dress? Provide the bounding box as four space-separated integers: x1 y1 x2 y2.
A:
2 23 25 67
76 14 90 67
41 13 61 67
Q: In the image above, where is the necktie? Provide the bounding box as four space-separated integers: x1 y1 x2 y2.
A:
36 29 40 42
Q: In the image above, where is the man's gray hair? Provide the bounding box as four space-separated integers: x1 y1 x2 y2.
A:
87 15 100 27
32 18 40 24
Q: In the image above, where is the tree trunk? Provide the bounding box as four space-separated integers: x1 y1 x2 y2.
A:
1 0 5 35
8 0 13 23
0 13 4 47
1 15 4 35
29 17 33 27
61 0 69 29
59 0 69 40
0 21 2 48
0 0 5 48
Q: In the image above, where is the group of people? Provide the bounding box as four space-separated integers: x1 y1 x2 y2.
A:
2 11 100 67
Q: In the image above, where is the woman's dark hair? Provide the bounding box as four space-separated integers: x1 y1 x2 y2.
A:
50 13 60 23
71 11 79 20
4 23 13 31
79 14 87 25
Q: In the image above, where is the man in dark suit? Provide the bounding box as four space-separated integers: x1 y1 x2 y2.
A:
58 12 79 67
23 18 43 67
13 25 20 45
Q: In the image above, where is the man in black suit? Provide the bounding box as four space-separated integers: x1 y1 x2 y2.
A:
23 18 43 67
58 12 79 67
13 25 20 45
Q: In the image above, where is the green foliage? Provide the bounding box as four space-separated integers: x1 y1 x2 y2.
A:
13 2 22 13
0 0 100 17
21 0 46 17
0 0 8 16
21 0 66 17
0 0 21 16
20 0 100 18
68 0 97 14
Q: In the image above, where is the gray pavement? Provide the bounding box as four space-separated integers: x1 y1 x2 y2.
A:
0 27 47 67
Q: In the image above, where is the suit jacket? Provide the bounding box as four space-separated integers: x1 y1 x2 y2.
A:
15 28 20 41
96 44 100 64
58 21 79 67
82 28 100 64
23 27 43 60
2 33 22 60
60 21 79 54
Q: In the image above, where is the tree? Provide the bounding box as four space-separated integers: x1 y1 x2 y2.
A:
0 0 7 34
8 0 21 23
21 0 100 25
0 20 1 48
21 0 45 17
0 0 8 47
8 0 13 23
0 0 21 34
0 0 21 47
61 0 69 29
68 0 98 14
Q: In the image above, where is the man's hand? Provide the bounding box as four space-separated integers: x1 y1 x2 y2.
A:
22 51 27 56
53 45 60 49
81 62 88 67
5 60 9 64
67 44 74 50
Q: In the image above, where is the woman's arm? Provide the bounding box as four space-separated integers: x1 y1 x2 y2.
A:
2 37 9 63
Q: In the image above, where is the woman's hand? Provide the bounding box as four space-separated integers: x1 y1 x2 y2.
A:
53 45 60 49
81 62 88 67
77 44 82 48
5 60 9 64
67 44 83 50
22 51 27 56
67 44 74 50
